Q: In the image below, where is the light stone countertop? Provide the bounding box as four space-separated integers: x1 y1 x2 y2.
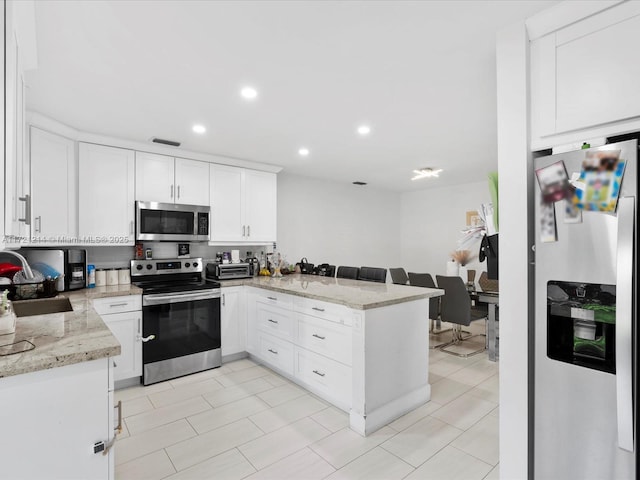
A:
0 285 141 379
228 274 443 310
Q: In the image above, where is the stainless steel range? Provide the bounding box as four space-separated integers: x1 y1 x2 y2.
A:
131 257 222 385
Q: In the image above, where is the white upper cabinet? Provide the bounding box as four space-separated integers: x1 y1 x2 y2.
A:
78 143 135 245
135 152 209 206
135 152 174 203
174 157 210 205
29 127 76 242
531 1 640 147
210 165 277 243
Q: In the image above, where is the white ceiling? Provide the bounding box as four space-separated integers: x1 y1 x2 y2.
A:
26 0 557 192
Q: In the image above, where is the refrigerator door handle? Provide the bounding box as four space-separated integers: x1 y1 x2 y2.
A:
616 195 635 452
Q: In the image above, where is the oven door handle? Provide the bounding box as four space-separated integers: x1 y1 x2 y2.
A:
143 290 221 306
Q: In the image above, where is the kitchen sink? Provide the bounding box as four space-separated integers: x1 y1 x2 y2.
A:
12 297 73 317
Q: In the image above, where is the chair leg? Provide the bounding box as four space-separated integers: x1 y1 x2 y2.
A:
439 324 486 358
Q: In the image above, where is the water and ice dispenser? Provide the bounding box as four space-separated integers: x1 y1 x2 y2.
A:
547 281 616 373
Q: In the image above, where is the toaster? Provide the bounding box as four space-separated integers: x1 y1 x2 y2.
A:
206 262 252 280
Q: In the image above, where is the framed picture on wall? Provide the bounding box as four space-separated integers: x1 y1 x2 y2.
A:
466 210 482 227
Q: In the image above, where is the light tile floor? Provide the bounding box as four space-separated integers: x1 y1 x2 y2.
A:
115 337 499 480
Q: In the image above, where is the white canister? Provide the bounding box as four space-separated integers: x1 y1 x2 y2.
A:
95 269 106 287
106 269 119 286
118 268 131 285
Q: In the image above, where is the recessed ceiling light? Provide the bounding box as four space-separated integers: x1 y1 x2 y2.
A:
298 147 310 157
357 125 371 136
240 86 258 100
192 124 206 134
411 167 443 180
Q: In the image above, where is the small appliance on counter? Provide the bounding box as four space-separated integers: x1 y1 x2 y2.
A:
205 262 252 281
22 248 87 291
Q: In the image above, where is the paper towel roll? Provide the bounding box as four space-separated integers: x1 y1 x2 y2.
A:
231 250 240 263
446 260 458 276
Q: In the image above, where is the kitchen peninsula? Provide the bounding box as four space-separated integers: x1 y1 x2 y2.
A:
241 274 442 435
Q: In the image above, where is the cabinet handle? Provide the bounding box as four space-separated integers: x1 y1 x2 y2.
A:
113 360 117 368
35 216 42 233
313 370 326 377
137 317 141 334
170 185 174 199
177 185 181 199
242 225 246 237
130 220 134 234
267 318 278 324
268 348 278 355
18 194 31 225
109 303 128 308
222 293 225 306
114 400 123 435
267 296 277 301
95 400 123 457
312 307 325 312
140 334 156 342
312 333 326 340
247 225 250 237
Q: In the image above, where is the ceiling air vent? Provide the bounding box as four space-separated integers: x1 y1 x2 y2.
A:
151 137 181 147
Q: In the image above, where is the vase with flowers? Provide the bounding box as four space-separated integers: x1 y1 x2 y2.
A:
450 249 474 284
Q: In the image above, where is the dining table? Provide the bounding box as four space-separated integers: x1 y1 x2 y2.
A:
471 290 499 361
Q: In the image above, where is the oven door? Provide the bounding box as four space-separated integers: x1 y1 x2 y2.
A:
142 289 221 385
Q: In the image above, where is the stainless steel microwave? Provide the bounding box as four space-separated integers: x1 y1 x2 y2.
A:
136 201 210 242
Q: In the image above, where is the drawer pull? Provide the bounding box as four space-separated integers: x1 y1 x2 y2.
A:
268 318 279 324
267 296 278 301
268 349 278 355
312 333 326 340
312 369 326 377
109 303 128 308
312 307 325 312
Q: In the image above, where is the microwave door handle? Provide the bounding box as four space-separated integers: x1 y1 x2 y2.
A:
615 196 634 452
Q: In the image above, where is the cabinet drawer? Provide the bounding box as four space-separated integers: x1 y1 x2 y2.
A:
293 297 354 326
255 291 294 310
297 313 352 366
294 347 351 408
259 333 294 376
93 295 141 315
257 303 293 341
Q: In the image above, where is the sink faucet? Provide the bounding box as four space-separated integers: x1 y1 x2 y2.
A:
1 250 36 280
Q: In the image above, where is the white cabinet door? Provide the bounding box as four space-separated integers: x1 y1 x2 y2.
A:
102 311 142 382
78 143 135 245
531 2 640 142
210 164 244 241
221 286 246 356
30 127 76 242
244 170 277 242
4 6 29 245
175 157 210 205
0 359 112 479
135 151 174 203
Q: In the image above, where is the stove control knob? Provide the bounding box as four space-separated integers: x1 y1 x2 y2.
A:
192 262 198 268
136 265 143 271
146 264 153 270
185 262 190 268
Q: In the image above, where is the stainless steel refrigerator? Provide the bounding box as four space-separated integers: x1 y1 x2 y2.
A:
534 139 637 479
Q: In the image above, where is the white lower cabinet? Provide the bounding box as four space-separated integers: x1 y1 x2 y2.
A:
221 286 246 357
294 346 351 410
0 358 115 479
93 295 142 383
248 288 354 411
259 332 295 376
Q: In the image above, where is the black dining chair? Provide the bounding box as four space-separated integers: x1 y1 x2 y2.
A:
436 275 487 358
358 266 387 283
389 268 409 285
408 272 451 348
336 266 360 279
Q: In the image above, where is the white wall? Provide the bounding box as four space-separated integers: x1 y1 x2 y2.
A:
277 173 402 270
400 181 491 283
